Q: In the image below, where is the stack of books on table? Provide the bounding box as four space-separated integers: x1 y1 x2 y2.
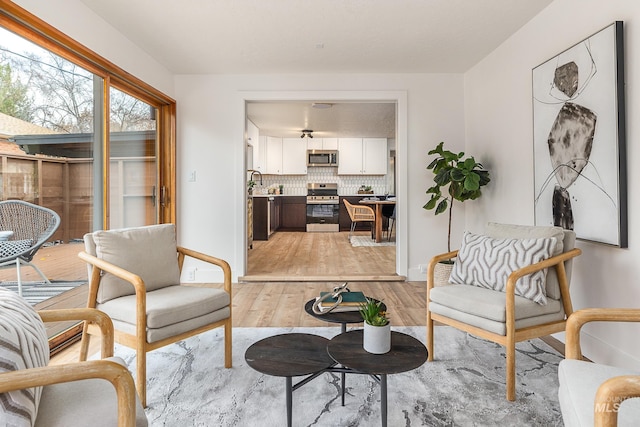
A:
315 291 367 313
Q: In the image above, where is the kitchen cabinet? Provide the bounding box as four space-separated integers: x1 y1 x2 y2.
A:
265 136 283 174
307 137 338 150
253 197 269 240
265 137 307 175
337 138 387 175
254 136 268 173
269 196 281 235
282 138 307 174
280 196 306 231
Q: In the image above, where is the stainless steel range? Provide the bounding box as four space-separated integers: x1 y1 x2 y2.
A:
306 183 339 232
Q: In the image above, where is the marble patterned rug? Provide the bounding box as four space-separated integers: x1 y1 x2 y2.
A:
113 326 564 426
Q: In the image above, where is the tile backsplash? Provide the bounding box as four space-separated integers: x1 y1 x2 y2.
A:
254 167 392 196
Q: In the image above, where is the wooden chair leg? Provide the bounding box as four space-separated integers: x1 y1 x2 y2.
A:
137 346 147 408
79 321 91 361
224 318 232 368
506 338 516 401
426 310 434 362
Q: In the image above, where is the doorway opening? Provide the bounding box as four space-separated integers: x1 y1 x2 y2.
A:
240 94 407 281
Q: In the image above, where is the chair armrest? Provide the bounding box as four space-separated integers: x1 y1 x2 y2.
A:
565 308 640 360
595 375 640 427
78 251 146 295
38 308 114 358
352 205 375 220
177 247 232 294
426 250 459 290
0 360 137 427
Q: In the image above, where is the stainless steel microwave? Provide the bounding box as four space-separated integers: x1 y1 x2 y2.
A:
307 150 338 167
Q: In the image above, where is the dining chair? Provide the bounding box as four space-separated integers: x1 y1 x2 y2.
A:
343 199 375 241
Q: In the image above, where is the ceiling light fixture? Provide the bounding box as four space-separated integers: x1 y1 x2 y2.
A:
301 129 314 138
312 103 333 109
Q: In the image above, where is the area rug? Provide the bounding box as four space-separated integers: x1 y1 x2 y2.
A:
0 280 86 305
350 235 395 247
112 326 564 426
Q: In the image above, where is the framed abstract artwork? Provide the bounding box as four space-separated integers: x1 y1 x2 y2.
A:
532 21 627 247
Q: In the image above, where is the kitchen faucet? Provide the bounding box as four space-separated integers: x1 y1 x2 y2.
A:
248 169 263 186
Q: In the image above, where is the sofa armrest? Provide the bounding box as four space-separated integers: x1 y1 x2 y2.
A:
38 308 114 359
0 360 137 427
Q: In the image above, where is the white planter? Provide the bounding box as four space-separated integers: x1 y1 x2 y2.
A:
363 322 391 354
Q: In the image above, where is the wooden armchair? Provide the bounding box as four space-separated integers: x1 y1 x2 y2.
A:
343 199 375 241
559 308 640 426
426 222 581 401
78 223 232 407
0 287 146 426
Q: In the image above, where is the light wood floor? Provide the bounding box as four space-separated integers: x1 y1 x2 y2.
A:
244 231 401 281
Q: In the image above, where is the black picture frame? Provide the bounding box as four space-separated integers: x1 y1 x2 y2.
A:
532 21 627 247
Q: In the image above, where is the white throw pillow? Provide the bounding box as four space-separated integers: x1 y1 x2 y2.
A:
0 230 14 241
92 224 181 303
0 288 49 426
449 232 556 305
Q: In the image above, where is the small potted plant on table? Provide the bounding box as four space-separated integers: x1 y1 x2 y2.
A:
359 298 390 354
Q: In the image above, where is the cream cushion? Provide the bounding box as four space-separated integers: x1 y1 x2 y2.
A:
89 224 181 303
558 359 640 427
35 357 148 427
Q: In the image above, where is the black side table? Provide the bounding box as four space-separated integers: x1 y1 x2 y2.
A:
245 333 335 427
327 330 428 427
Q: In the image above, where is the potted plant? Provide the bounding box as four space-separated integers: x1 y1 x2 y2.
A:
423 142 490 283
359 298 390 354
247 180 256 194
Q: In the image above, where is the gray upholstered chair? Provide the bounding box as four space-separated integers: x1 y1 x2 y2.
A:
559 308 640 426
426 222 581 401
0 200 61 296
77 223 232 407
0 288 147 427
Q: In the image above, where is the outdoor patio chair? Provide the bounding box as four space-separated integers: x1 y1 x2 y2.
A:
77 223 232 407
0 200 61 297
426 222 582 401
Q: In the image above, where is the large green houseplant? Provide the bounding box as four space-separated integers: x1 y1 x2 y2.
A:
423 141 491 253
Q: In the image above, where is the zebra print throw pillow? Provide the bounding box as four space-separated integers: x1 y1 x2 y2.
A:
0 288 49 426
449 232 556 305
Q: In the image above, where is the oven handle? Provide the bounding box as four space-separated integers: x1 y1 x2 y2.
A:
306 200 339 205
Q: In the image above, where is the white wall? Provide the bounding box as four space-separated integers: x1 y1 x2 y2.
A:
174 74 465 283
13 0 175 97
465 0 640 368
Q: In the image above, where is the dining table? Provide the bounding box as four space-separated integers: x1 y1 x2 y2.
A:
358 198 396 243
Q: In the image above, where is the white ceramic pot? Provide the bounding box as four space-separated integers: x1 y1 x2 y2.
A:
363 322 391 354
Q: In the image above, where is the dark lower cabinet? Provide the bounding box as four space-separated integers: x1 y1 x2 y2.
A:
280 196 306 231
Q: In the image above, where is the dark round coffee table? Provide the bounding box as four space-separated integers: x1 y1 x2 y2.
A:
327 329 428 427
304 297 387 405
245 333 335 427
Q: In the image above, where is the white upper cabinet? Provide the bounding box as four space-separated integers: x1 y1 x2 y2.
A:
282 138 307 174
307 137 338 150
254 135 268 173
337 138 387 175
265 136 283 174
